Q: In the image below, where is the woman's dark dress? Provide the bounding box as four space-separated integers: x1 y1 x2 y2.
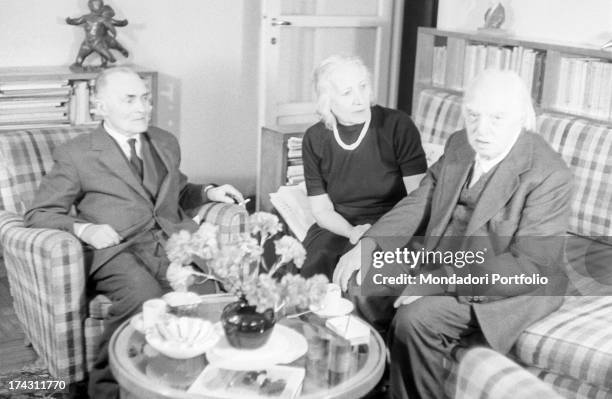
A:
301 105 427 278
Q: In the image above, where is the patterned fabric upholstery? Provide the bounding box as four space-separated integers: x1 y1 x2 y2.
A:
455 347 563 399
0 127 95 214
413 89 463 145
527 366 612 399
0 126 248 381
0 211 88 381
412 89 612 399
536 113 612 240
515 296 612 391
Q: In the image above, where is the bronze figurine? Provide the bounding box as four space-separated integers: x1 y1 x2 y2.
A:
66 0 129 71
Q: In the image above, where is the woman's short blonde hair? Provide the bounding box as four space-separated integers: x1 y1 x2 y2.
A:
313 55 375 129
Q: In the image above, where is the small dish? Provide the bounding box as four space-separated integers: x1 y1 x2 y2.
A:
309 297 354 318
207 324 308 369
145 317 221 359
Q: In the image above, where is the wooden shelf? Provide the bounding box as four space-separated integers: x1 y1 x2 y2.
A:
257 124 310 212
413 27 612 125
0 65 158 129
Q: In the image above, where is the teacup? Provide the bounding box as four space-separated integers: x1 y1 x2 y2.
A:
320 283 343 310
142 299 168 331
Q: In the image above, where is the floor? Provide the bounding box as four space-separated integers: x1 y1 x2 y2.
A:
0 261 38 374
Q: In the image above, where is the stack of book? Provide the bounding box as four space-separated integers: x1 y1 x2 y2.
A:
0 80 71 128
286 137 304 185
69 79 101 125
432 43 545 101
554 57 612 120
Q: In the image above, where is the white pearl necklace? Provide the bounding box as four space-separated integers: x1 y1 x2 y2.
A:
332 114 371 151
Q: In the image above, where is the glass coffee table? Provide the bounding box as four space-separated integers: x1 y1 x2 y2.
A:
109 294 386 399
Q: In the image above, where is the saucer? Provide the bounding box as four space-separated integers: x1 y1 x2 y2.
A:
207 324 307 369
309 298 354 318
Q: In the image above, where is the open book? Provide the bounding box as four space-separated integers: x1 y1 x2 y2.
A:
269 183 315 242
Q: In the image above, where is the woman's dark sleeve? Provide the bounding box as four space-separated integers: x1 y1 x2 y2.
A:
302 129 326 196
394 114 428 176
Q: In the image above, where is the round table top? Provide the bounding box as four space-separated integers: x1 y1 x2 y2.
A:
109 294 386 399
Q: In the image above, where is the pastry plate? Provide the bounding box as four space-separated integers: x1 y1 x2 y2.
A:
207 324 308 369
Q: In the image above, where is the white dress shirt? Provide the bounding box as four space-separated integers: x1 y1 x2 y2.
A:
469 133 520 188
104 123 143 159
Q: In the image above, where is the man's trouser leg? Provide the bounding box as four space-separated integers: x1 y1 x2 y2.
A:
389 296 480 399
87 246 169 399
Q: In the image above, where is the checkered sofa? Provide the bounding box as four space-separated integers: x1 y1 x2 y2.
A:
0 126 248 382
415 89 612 398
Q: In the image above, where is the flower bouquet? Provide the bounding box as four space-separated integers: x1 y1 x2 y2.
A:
165 212 328 348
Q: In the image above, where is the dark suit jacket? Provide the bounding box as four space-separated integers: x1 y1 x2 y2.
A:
24 125 208 275
365 129 573 353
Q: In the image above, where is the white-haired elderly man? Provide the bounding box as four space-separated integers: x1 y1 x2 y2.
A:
334 69 572 399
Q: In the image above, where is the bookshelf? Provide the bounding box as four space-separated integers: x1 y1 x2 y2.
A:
414 27 612 124
0 66 157 130
257 124 309 212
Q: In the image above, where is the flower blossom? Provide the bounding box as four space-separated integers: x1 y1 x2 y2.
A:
274 236 306 268
249 212 282 239
165 230 194 265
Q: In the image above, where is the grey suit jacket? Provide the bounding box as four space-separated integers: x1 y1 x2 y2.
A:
24 125 208 274
365 129 573 353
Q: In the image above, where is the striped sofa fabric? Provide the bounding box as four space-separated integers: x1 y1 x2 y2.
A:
413 89 612 398
0 127 248 382
455 347 563 399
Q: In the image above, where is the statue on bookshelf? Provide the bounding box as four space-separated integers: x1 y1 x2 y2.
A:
66 0 129 71
483 1 505 29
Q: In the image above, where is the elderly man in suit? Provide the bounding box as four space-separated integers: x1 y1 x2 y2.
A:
334 69 572 399
25 66 244 399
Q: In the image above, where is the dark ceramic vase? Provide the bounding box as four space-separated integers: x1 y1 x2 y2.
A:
221 300 276 349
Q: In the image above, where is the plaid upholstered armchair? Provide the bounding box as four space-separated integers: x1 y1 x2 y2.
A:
0 126 247 383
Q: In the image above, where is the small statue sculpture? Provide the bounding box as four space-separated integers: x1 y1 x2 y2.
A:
483 1 506 30
66 0 129 71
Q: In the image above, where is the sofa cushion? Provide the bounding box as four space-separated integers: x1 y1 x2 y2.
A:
413 89 463 145
455 347 563 399
0 126 96 214
536 113 612 240
526 366 612 399
515 296 612 390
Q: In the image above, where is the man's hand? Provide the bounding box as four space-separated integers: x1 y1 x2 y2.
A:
80 224 122 249
334 242 362 292
206 184 245 204
393 296 422 308
349 223 371 244
334 236 378 292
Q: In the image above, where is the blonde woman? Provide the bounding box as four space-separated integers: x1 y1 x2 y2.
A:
301 55 427 279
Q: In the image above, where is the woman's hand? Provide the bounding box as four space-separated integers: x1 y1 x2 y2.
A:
349 223 372 244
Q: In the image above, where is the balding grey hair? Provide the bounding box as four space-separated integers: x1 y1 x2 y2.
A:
462 69 536 131
94 66 143 99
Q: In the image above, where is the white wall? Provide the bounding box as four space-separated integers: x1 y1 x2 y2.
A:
0 0 260 194
437 0 612 47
